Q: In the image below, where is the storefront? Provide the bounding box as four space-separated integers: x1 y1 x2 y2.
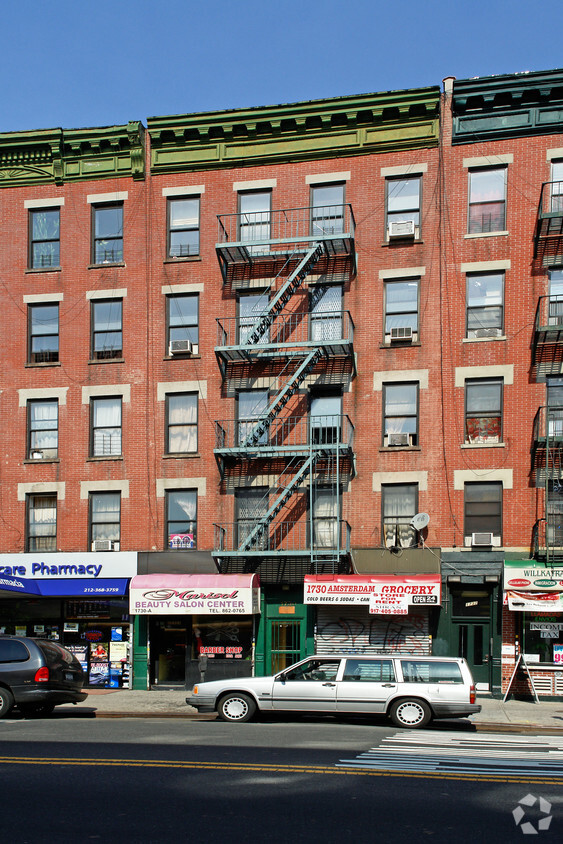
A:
0 552 137 688
304 574 440 657
129 573 260 688
503 561 563 697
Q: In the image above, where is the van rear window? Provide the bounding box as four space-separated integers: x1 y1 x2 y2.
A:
35 640 73 666
401 660 463 684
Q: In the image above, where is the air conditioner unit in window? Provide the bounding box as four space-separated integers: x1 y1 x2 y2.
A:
390 326 413 342
388 220 416 239
169 339 193 356
31 450 44 459
471 532 493 547
92 539 114 552
387 432 411 447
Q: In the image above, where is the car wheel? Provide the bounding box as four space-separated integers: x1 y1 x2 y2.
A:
0 687 15 719
217 692 256 723
19 703 56 718
389 698 431 729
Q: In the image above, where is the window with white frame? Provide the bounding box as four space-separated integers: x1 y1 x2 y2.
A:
465 378 503 444
167 293 199 354
28 303 59 364
91 299 123 360
168 196 200 258
312 486 339 549
466 273 504 338
236 487 268 549
237 291 270 346
310 184 345 236
238 191 271 252
91 396 122 457
384 279 419 341
468 168 506 234
310 285 342 342
382 484 418 548
166 490 197 549
166 393 198 454
551 160 563 213
28 399 58 459
548 269 563 326
237 390 268 446
464 482 502 544
383 382 418 447
29 208 60 269
27 493 57 552
386 177 421 239
89 491 121 548
92 203 123 264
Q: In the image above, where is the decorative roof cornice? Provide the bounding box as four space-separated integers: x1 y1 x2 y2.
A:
147 87 440 173
452 68 563 144
0 121 145 188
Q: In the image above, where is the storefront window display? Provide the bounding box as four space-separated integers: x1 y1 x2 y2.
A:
0 597 131 687
522 614 563 664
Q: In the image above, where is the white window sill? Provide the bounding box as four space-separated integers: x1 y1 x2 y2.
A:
461 441 505 449
464 231 508 239
463 336 507 343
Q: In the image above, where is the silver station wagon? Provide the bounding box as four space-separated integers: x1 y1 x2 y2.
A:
186 655 480 728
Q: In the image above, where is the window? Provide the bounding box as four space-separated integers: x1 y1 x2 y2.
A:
166 393 198 454
28 303 59 364
236 487 268 548
89 492 120 548
29 208 60 269
310 393 341 445
383 382 418 446
237 390 268 446
342 659 395 683
548 269 563 326
91 299 123 360
168 197 200 258
466 273 504 338
27 493 56 552
464 482 502 542
238 191 271 253
551 160 563 213
28 399 58 459
311 184 345 236
91 397 122 457
310 285 342 342
312 487 339 549
465 379 502 443
238 291 270 345
92 203 123 264
166 490 197 549
167 294 199 353
382 484 417 548
384 279 419 341
546 377 563 437
468 168 506 234
386 177 421 237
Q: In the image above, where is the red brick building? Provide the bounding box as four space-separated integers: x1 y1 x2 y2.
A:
1 70 562 697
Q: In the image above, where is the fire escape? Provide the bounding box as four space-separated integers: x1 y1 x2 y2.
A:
534 180 563 268
212 204 356 583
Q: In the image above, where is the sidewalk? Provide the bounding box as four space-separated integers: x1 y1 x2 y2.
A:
60 689 563 733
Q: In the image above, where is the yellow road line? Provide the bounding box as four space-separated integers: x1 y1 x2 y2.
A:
0 756 560 784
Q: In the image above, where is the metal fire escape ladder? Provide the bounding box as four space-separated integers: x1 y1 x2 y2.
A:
238 453 318 552
240 347 325 448
245 244 324 346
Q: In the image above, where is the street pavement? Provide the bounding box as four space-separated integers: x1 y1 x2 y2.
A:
59 688 563 732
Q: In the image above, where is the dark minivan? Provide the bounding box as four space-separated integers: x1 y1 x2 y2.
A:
0 636 87 717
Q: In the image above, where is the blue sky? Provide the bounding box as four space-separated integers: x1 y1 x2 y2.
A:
1 0 561 133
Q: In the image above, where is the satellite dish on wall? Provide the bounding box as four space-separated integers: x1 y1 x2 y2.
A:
411 512 430 531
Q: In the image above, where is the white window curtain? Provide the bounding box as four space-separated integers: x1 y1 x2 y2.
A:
168 394 197 453
93 398 121 455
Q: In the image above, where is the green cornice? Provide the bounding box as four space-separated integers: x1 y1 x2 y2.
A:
0 121 145 188
147 88 440 173
452 68 563 144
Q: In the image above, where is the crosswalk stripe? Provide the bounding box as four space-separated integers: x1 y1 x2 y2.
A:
337 730 563 778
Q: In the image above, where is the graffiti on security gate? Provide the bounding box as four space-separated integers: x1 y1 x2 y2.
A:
318 614 428 655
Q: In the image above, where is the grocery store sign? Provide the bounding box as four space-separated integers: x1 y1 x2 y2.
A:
304 574 441 611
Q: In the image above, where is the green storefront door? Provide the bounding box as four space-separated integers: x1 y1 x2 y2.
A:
255 592 311 676
450 587 494 690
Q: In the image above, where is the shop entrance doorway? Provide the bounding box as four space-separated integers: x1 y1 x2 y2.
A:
450 588 493 690
149 617 187 687
266 608 308 674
